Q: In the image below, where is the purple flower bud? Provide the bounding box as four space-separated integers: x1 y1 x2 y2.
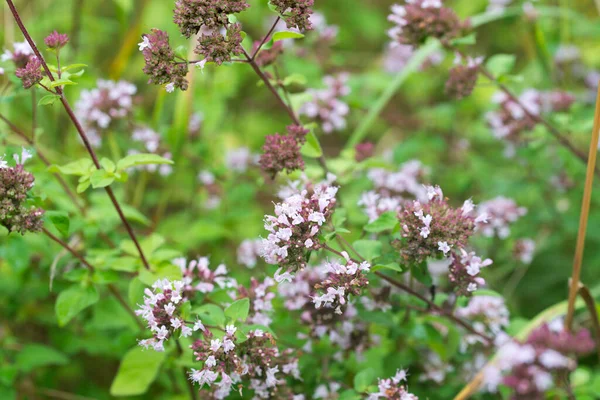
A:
173 0 250 38
15 56 43 89
44 30 69 50
195 23 244 65
259 125 308 179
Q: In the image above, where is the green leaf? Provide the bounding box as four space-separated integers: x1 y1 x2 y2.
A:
76 180 91 193
451 33 477 45
49 78 77 88
16 344 68 373
38 94 61 106
486 54 516 78
48 158 93 176
411 262 433 286
301 130 323 158
364 211 398 233
272 31 305 42
282 73 307 87
371 262 403 273
353 368 376 392
352 240 382 261
100 158 116 173
192 304 226 327
117 153 174 171
90 169 115 188
55 284 99 326
45 211 70 237
61 63 88 72
224 298 250 322
110 347 165 396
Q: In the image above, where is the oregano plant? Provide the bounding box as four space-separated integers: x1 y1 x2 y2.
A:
2 0 600 399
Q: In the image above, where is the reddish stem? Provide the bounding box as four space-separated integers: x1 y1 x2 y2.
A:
6 0 150 270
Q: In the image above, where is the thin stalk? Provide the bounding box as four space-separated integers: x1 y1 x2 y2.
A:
0 113 86 213
577 284 600 361
251 17 280 60
241 48 330 174
42 228 144 330
6 0 150 270
472 56 598 177
176 339 198 400
322 245 493 345
565 84 600 329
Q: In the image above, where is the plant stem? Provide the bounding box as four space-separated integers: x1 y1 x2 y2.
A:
469 52 599 177
565 84 600 329
176 339 198 400
241 47 330 174
0 113 86 214
42 228 145 330
6 0 151 270
322 244 493 345
251 17 280 60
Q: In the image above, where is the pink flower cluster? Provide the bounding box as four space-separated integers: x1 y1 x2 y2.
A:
394 185 486 264
15 56 42 89
75 80 137 147
278 264 373 357
237 239 263 268
135 279 199 351
173 256 238 298
237 277 276 327
486 89 575 156
259 181 338 273
477 196 527 238
127 126 173 176
387 0 466 48
448 249 492 295
456 295 509 347
313 253 371 315
189 327 300 399
300 73 351 134
513 238 535 264
368 369 418 400
1 41 34 68
358 161 428 222
484 321 594 399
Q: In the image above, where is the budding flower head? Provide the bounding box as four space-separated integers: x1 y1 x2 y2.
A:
195 23 244 65
44 31 69 51
15 56 43 89
0 150 45 235
388 1 467 47
173 0 250 38
445 55 482 100
141 29 189 91
271 0 315 31
259 125 308 179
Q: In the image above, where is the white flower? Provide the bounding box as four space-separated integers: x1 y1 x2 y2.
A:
222 338 235 353
156 325 169 340
180 325 192 338
253 329 264 337
205 355 216 368
274 267 294 283
138 36 151 51
165 82 175 93
437 241 451 254
210 339 222 351
0 155 7 169
164 303 176 316
170 318 182 329
226 325 237 336
13 148 33 165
